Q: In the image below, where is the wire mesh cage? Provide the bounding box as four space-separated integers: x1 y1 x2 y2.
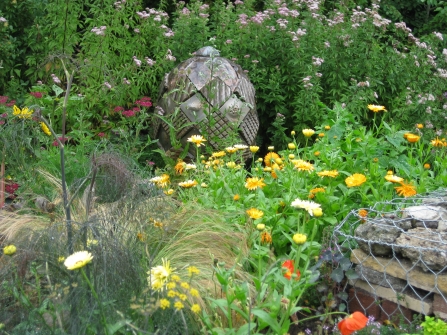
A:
331 189 447 323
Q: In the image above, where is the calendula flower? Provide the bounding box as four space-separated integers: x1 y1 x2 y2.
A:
150 174 170 188
416 124 424 129
424 163 430 169
358 209 368 218
314 151 320 157
160 298 170 309
256 223 265 231
345 173 367 187
291 199 322 216
282 260 301 280
174 301 184 310
302 128 315 137
212 151 226 158
40 122 51 136
338 312 368 335
179 180 198 188
13 105 33 119
292 233 307 245
234 144 248 150
250 146 259 153
268 146 274 151
324 125 331 130
288 143 296 149
431 137 446 147
184 163 196 170
261 231 272 244
406 134 420 143
187 135 206 147
233 194 240 201
3 245 17 256
191 304 201 314
264 152 280 167
309 187 325 199
317 170 339 178
245 177 266 190
312 208 323 217
294 160 314 172
246 208 264 219
148 258 175 290
385 175 404 183
225 146 238 154
164 189 174 195
174 159 186 174
64 251 93 270
367 104 386 112
226 161 237 169
395 181 417 197
318 133 325 137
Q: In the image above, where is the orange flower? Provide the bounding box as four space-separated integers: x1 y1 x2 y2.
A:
416 124 424 129
405 134 420 143
395 181 417 197
174 160 186 174
261 231 272 244
245 177 266 190
233 194 240 201
345 173 367 187
264 152 280 167
282 260 301 280
431 137 447 147
338 311 368 335
358 209 368 218
424 163 430 169
309 187 325 199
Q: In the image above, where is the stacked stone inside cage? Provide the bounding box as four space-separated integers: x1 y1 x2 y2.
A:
332 190 447 323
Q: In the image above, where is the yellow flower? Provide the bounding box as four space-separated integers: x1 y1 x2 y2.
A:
345 173 367 187
167 290 177 298
264 152 280 167
212 151 226 158
166 282 176 289
424 163 430 169
163 189 174 195
174 301 184 310
187 135 207 147
226 146 238 154
174 160 186 174
246 208 264 219
181 282 190 289
288 154 295 159
291 199 321 216
294 160 314 172
178 180 198 188
148 258 175 290
314 151 320 157
293 233 307 245
261 231 272 244
3 245 17 256
416 124 424 129
318 133 325 137
256 223 266 231
178 293 188 301
171 274 181 282
150 174 170 188
312 208 323 217
40 122 51 136
189 288 200 297
191 304 201 314
58 256 65 263
245 177 266 190
233 194 240 201
268 146 274 151
373 158 379 163
302 128 315 137
160 298 170 309
13 105 33 119
288 143 296 149
387 170 393 175
358 209 368 218
291 130 296 136
367 104 387 112
64 251 93 270
317 170 339 178
324 125 331 130
406 134 420 143
188 266 200 276
431 137 447 147
385 175 404 183
87 239 98 247
309 187 325 199
226 161 236 169
395 181 417 197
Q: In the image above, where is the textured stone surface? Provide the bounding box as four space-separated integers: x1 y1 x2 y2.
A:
355 265 407 291
433 293 447 319
354 219 402 256
402 205 447 230
350 249 447 294
348 287 381 318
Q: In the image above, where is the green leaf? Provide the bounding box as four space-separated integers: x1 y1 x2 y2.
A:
330 268 345 283
235 323 257 335
107 320 128 334
345 269 359 280
52 84 64 97
251 309 282 334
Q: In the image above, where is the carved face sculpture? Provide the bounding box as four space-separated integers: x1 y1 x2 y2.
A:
154 46 259 161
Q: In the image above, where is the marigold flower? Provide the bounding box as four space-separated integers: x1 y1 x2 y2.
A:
178 180 198 188
3 245 17 256
294 160 314 172
246 208 264 219
212 151 226 158
233 194 240 201
338 311 368 335
424 163 430 169
226 146 238 154
264 152 280 167
395 181 417 197
191 304 201 314
302 128 315 137
282 260 301 280
159 298 170 309
318 133 325 137
358 209 368 218
64 251 93 270
187 135 206 147
431 137 446 147
291 199 321 216
367 104 386 112
245 177 266 190
309 187 325 199
288 143 296 149
406 134 420 143
416 124 424 129
150 174 170 188
148 258 175 290
261 231 272 244
345 173 367 187
40 122 51 136
293 233 307 245
317 170 339 178
249 146 259 153
385 175 404 183
324 125 331 130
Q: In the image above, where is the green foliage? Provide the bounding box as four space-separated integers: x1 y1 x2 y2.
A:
421 316 447 335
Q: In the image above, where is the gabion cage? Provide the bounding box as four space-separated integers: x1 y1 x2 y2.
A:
331 189 447 323
154 46 259 161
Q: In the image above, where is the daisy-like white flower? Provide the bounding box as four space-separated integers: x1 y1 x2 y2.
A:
178 180 198 188
148 258 175 290
234 144 248 150
64 251 93 270
150 174 170 188
291 198 321 216
367 104 387 112
184 163 197 170
187 135 207 147
245 177 266 190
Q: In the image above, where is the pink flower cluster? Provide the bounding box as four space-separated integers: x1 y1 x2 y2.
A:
5 182 19 199
135 96 152 107
30 92 43 98
0 96 15 107
52 137 69 147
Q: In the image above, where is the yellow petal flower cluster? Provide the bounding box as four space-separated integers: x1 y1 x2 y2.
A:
431 137 447 147
293 160 314 172
13 105 33 119
302 129 315 137
264 152 280 167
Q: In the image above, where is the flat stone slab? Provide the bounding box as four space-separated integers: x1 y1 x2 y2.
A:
350 249 447 294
